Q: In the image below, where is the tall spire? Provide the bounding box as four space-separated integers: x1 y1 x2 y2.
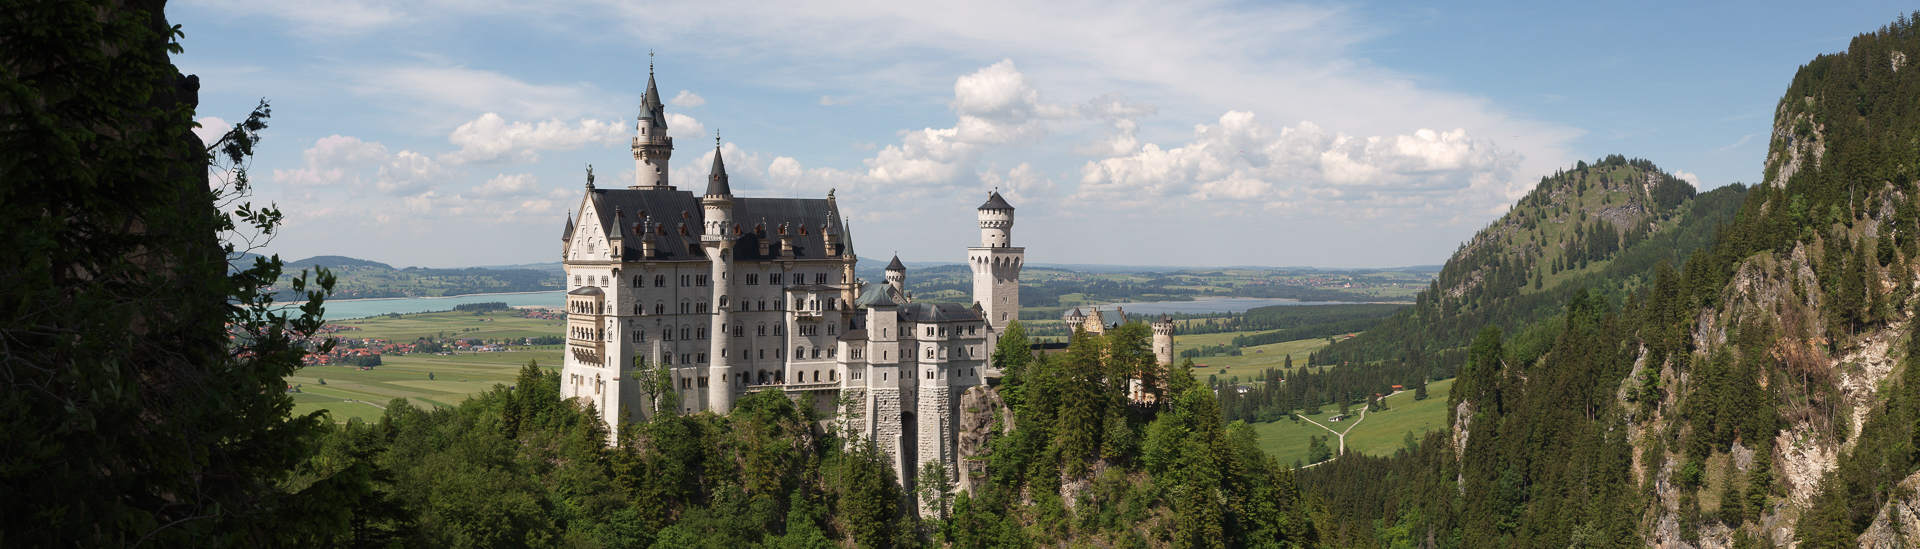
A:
640 53 666 130
705 138 731 197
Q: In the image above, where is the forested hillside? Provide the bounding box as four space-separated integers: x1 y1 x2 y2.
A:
1299 13 1920 548
1312 158 1746 372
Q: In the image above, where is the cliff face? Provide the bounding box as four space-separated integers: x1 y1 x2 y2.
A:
1633 16 1920 547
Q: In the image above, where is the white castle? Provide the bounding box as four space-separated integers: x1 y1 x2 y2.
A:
556 69 1039 483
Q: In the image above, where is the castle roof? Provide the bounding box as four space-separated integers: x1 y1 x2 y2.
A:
897 302 981 323
1063 307 1084 320
562 212 574 241
581 188 843 262
856 283 898 308
885 255 906 272
837 328 868 342
640 72 666 128
978 191 1013 210
567 286 604 296
705 147 731 196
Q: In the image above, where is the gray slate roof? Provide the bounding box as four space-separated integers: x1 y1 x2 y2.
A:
897 302 981 323
705 148 731 196
584 188 843 262
978 191 1013 210
885 255 906 271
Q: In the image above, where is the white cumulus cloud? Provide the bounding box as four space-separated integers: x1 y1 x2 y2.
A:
443 113 629 164
1076 112 1520 214
473 173 542 197
271 135 391 187
670 90 705 108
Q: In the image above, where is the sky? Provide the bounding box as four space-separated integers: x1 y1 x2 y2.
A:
173 0 1918 269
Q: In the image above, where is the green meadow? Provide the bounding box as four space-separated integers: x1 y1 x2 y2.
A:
1251 378 1455 466
1174 331 1337 383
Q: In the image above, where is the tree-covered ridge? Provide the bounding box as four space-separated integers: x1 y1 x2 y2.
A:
1299 12 1920 548
1311 157 1747 370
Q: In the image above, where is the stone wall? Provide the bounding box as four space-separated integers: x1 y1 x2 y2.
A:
917 386 953 483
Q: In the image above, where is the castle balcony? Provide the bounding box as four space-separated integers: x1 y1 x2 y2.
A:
744 380 841 393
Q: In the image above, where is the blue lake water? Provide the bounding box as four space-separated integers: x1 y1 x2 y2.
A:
312 293 1358 322
316 291 568 320
1085 298 1357 316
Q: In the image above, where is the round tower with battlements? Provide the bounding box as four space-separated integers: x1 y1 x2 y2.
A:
701 143 737 412
1152 313 1175 366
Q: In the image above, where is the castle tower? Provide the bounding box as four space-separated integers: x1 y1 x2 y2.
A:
885 255 907 299
1152 313 1175 366
632 64 674 190
701 143 737 412
969 191 1022 372
863 290 907 482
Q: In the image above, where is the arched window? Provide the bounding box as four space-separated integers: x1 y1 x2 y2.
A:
681 326 690 340
696 326 706 339
655 303 665 315
927 348 934 358
757 324 767 336
633 304 642 315
632 276 641 287
662 328 672 341
720 295 729 308
654 275 666 287
794 346 804 358
697 353 706 363
828 324 836 336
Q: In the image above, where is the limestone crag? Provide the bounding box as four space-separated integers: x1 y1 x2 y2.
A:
954 385 1011 494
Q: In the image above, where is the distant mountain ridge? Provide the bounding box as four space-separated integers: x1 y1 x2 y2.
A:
283 255 394 270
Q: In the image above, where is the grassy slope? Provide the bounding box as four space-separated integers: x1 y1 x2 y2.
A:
1253 378 1455 466
1175 332 1335 383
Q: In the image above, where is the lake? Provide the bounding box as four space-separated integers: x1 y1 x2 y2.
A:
1082 297 1356 315
311 293 1355 322
315 290 568 320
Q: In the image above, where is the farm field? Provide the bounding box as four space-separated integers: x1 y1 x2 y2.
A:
292 309 565 422
1176 332 1337 383
325 309 566 341
1252 378 1455 467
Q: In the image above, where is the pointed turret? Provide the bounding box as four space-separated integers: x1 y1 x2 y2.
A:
632 63 674 189
886 255 906 272
562 211 575 241
705 145 732 197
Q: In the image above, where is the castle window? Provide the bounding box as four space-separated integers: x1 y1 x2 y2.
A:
759 349 765 359
662 354 672 365
633 304 642 315
770 273 782 285
927 348 934 358
719 295 729 308
680 301 690 314
698 376 708 387
774 325 785 336
697 353 706 363
682 353 691 364
733 324 744 337
697 326 706 339
776 348 783 358
757 300 765 311
662 328 672 341
969 325 977 335
794 346 804 358
814 273 826 284
774 299 784 310
681 275 690 287
747 274 759 285
633 331 642 342
828 324 836 336
828 347 837 358
696 302 708 314
600 276 608 287
655 275 666 287
681 327 691 340
655 303 665 315
812 347 821 359
830 370 837 381
632 276 641 287
757 324 767 336
696 275 708 286
573 275 581 286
